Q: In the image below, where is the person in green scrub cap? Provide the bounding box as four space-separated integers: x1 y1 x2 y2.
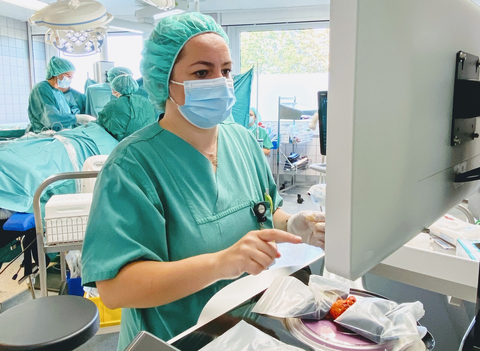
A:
28 56 95 132
81 12 326 350
96 72 157 141
248 107 273 156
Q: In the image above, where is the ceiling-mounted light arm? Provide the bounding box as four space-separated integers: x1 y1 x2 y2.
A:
29 0 113 56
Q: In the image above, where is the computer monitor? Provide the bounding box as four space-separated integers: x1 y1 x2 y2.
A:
317 91 328 156
325 0 480 280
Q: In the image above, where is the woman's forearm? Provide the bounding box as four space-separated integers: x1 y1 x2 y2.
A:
97 227 301 310
97 253 221 309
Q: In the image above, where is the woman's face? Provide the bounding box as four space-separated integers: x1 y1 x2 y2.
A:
169 33 232 106
249 110 256 126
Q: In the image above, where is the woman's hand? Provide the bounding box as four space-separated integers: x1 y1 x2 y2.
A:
286 211 326 248
216 229 301 279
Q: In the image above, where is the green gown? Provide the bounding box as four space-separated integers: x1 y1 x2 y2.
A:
96 94 157 142
63 88 86 115
248 124 273 150
81 120 282 350
28 81 77 132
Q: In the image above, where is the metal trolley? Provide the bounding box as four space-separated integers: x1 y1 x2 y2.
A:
33 171 98 297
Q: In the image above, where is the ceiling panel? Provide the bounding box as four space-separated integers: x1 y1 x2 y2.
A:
0 0 329 22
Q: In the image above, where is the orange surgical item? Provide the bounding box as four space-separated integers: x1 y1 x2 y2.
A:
328 296 357 320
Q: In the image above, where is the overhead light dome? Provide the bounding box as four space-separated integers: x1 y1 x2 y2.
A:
29 0 113 56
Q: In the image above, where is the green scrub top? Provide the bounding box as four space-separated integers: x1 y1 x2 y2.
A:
81 120 282 350
97 94 157 142
248 124 273 150
63 88 86 115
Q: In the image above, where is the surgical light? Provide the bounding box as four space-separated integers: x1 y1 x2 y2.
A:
137 0 175 9
1 0 47 11
29 0 113 56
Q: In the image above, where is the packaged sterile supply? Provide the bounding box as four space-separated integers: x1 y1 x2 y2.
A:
199 320 304 351
456 239 480 260
252 275 349 320
428 214 480 247
335 298 426 351
44 193 93 244
253 275 429 351
308 183 326 208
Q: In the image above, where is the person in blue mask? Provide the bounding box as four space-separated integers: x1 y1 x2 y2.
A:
248 107 273 156
81 12 325 349
28 56 96 132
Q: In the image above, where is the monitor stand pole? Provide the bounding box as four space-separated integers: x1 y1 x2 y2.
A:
460 261 480 350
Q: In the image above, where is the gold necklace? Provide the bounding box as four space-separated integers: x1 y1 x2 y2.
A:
193 137 218 167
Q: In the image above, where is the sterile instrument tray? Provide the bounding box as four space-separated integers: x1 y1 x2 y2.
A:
44 193 92 245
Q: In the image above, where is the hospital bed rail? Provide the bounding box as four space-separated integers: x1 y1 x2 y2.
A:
33 171 98 298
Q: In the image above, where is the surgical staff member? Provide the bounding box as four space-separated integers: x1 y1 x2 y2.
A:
63 86 86 115
84 66 131 118
81 12 326 350
248 107 273 156
28 56 95 132
96 70 157 141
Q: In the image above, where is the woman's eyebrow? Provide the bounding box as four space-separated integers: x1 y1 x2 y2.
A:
189 60 233 67
190 60 214 67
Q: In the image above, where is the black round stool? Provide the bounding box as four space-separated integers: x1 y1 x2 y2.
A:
0 295 99 351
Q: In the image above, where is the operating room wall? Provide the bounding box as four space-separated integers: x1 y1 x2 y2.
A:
0 16 30 124
32 36 46 86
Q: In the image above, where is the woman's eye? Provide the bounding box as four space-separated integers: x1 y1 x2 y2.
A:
222 69 231 77
195 70 208 78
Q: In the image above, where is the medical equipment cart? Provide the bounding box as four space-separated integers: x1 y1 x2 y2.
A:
33 171 98 297
275 97 317 192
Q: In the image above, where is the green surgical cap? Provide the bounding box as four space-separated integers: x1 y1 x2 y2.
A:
140 12 229 111
46 56 75 80
107 67 133 83
111 74 139 95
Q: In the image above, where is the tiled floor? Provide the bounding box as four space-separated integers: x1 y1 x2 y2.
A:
0 255 31 306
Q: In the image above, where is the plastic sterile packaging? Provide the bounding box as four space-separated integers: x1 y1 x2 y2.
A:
308 183 326 208
334 297 426 351
429 213 480 247
198 320 304 351
251 275 349 320
65 250 82 278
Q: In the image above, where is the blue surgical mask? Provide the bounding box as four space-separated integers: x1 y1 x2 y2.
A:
249 116 255 125
169 77 236 129
57 76 72 88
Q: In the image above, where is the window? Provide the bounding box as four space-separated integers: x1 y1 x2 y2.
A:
60 51 101 93
232 23 329 121
107 34 143 79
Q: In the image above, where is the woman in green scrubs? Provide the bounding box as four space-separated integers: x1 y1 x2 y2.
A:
81 12 325 350
96 71 157 141
247 107 273 156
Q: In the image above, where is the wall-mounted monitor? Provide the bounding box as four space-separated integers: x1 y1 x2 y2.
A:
317 91 328 156
326 0 480 280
